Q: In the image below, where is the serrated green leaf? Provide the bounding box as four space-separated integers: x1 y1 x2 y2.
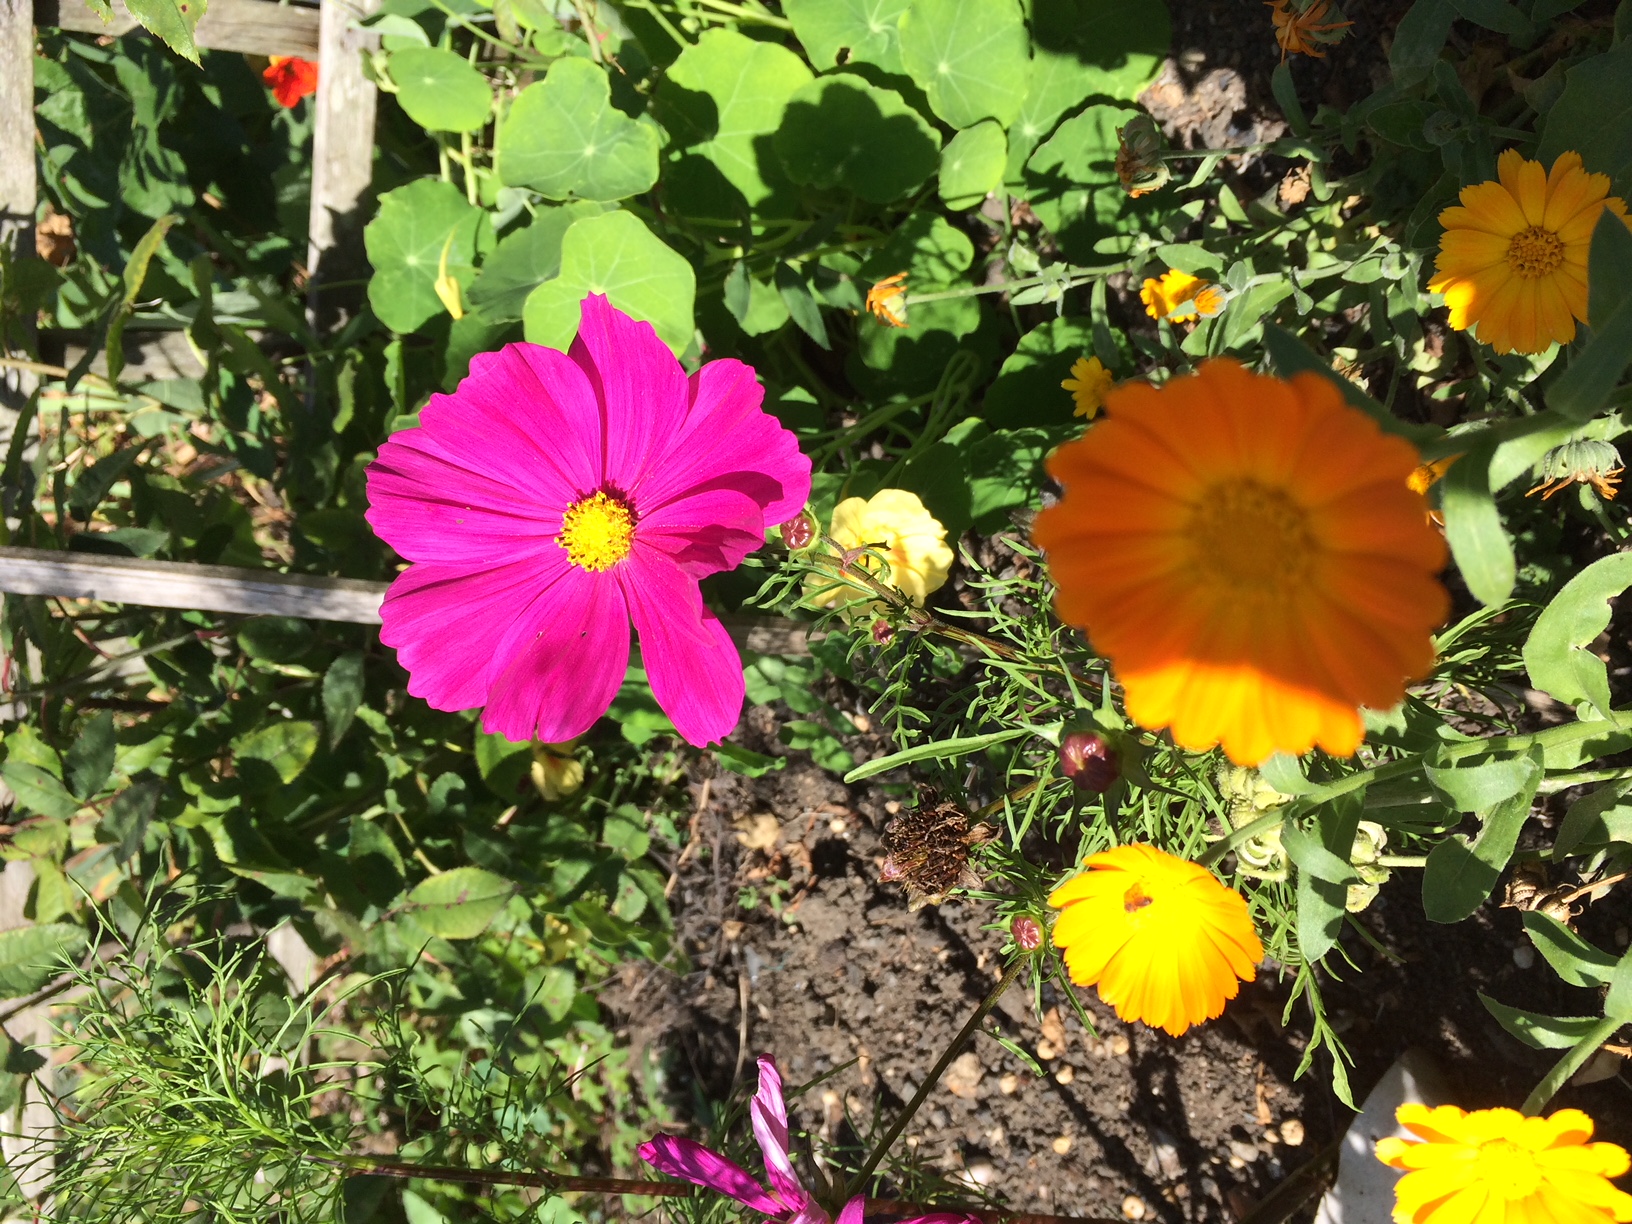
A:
234 721 320 785
390 47 493 133
0 761 80 819
497 58 660 202
898 0 1030 129
124 0 206 64
64 711 115 801
522 210 696 356
0 924 86 996
405 867 515 939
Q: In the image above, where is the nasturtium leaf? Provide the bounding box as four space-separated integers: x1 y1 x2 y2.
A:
406 866 516 939
852 211 982 388
723 262 792 335
124 0 206 65
496 57 661 202
785 0 909 70
984 315 1097 428
1537 41 1632 197
389 47 493 132
775 74 941 203
234 721 320 785
860 210 974 283
466 203 603 321
939 120 1005 209
523 210 696 356
898 0 1030 129
1023 104 1150 260
1523 552 1632 718
656 30 813 213
365 178 488 334
0 924 87 996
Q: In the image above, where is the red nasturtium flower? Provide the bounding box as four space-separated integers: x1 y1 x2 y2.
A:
365 295 812 747
263 56 319 108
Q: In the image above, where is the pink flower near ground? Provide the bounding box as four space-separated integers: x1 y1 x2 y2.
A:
365 295 811 747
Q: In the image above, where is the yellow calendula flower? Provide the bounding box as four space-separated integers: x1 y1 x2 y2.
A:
1376 1104 1632 1224
531 741 584 801
1062 356 1114 420
866 272 909 328
809 489 953 608
1050 844 1264 1037
1140 269 1225 322
1429 149 1632 355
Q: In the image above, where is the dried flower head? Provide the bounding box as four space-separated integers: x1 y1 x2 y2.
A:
1060 728 1120 793
1528 439 1624 501
866 273 909 328
1267 0 1352 60
881 792 992 911
1115 115 1170 198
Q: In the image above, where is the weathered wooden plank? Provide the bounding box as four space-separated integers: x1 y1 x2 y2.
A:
0 547 814 652
306 0 380 333
37 0 322 57
1 0 38 432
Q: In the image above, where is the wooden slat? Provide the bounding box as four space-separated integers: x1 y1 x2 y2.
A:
2 0 38 432
37 0 321 57
0 547 814 653
306 0 380 333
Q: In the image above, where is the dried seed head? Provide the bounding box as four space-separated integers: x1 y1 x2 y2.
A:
881 792 991 910
871 619 895 646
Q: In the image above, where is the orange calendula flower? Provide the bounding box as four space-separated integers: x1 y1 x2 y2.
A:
1140 269 1225 322
263 56 320 108
1049 844 1264 1038
1429 150 1632 355
1376 1104 1632 1224
1267 0 1352 60
1408 455 1457 526
866 273 908 328
1031 359 1449 765
1062 356 1114 420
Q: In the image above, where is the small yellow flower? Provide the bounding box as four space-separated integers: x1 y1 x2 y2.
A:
433 230 464 320
866 273 909 328
1062 356 1114 420
1376 1103 1632 1224
1267 0 1352 60
808 489 954 608
1140 269 1225 322
531 741 584 801
1430 149 1632 355
1050 844 1264 1037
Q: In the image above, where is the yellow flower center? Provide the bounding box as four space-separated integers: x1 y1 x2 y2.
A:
559 490 635 572
1505 226 1565 279
1188 480 1315 589
1472 1139 1542 1199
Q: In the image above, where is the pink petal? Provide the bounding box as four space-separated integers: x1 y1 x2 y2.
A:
379 551 570 712
480 563 631 743
639 486 766 579
751 1056 806 1210
638 1137 783 1215
895 1214 980 1224
635 358 812 529
620 548 745 747
366 432 562 564
835 1199 866 1224
417 343 604 501
570 294 690 492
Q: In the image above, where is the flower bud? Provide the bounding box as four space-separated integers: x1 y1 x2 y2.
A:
1011 915 1044 952
871 619 895 646
781 509 818 551
1060 729 1119 793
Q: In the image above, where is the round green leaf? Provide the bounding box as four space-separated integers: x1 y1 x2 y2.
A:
496 57 661 202
898 0 1030 129
775 74 941 203
938 119 1005 209
406 866 516 939
657 30 813 213
522 210 696 356
784 0 909 72
389 47 493 133
1023 103 1151 260
364 178 487 334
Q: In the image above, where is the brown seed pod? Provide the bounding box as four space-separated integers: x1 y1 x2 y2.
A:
880 791 992 911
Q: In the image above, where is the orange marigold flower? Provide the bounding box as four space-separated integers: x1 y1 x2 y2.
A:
1062 355 1114 420
1376 1103 1632 1224
1430 150 1632 355
866 272 909 328
1049 844 1264 1038
1268 0 1352 60
1031 359 1449 765
263 56 320 108
1140 269 1225 322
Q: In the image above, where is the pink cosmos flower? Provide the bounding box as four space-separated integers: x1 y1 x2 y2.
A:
365 295 811 747
641 1056 976 1224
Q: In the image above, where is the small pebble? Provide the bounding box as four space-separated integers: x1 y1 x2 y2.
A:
1055 1064 1075 1085
1229 1140 1261 1164
829 817 847 834
1036 1039 1059 1061
1280 1119 1306 1146
1052 1135 1073 1155
1513 944 1536 970
1122 1197 1147 1221
1228 1156 1245 1170
1110 1034 1131 1056
999 1073 1020 1095
1263 1127 1280 1145
964 1162 996 1188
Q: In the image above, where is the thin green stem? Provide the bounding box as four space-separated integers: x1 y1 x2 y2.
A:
845 956 1025 1198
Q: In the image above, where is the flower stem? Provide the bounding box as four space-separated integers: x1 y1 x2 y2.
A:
845 956 1026 1198
317 1154 689 1196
